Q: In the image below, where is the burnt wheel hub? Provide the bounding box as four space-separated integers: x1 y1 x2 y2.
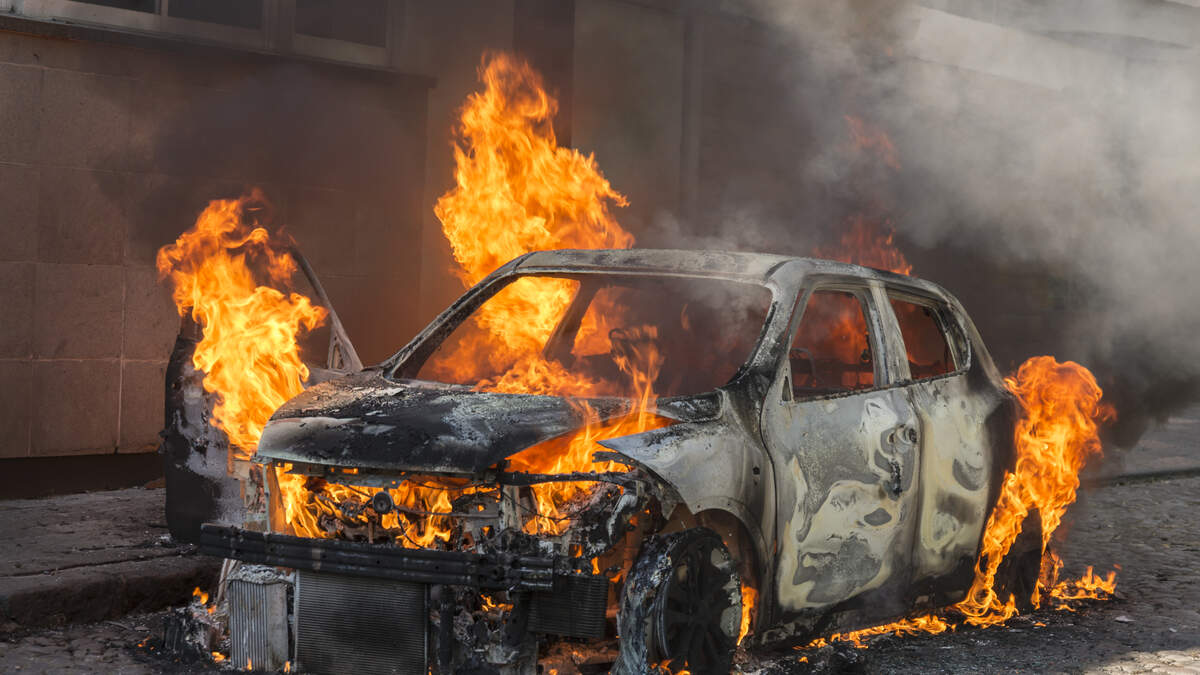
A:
653 536 736 673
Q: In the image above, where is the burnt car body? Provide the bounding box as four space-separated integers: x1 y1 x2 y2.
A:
180 249 1029 674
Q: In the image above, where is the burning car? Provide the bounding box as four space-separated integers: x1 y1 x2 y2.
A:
176 247 1040 674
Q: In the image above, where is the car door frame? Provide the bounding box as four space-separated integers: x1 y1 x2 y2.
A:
758 274 927 636
874 282 1008 608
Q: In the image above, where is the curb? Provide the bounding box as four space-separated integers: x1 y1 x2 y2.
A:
0 552 220 634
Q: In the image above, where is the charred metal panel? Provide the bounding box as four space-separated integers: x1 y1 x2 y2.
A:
764 387 921 616
259 371 722 473
870 285 1013 584
759 280 923 619
259 371 603 472
515 248 791 280
160 320 241 543
906 374 1001 579
198 525 563 591
597 405 775 572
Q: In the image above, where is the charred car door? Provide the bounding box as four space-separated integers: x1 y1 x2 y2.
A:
878 288 1003 598
161 248 362 543
760 282 923 626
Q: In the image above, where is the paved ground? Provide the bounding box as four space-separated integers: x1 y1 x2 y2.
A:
1085 407 1200 483
0 488 218 632
0 411 1196 673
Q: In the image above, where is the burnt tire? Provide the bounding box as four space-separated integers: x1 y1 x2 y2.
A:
994 509 1043 614
613 528 741 675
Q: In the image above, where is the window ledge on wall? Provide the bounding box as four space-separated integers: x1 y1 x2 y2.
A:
0 11 435 88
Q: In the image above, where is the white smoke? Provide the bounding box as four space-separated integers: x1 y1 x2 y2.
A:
691 0 1200 443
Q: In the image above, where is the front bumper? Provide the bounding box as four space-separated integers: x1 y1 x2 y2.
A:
199 524 610 652
198 524 587 592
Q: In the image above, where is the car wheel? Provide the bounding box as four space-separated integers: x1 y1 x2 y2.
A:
994 509 1043 614
613 528 741 675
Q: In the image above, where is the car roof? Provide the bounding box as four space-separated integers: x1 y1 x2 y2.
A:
515 249 948 296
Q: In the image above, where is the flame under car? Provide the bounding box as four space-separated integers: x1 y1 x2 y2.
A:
192 249 1030 674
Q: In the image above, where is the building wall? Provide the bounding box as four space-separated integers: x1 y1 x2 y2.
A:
404 0 517 324
0 25 429 460
571 0 685 235
4 0 1195 469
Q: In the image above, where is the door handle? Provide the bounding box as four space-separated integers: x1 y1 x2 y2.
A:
885 424 918 497
887 459 903 496
886 425 919 447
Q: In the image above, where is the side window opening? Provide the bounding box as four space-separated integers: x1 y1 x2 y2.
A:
888 296 957 380
789 290 876 397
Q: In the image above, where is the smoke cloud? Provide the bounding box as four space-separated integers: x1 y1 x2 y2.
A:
664 0 1200 447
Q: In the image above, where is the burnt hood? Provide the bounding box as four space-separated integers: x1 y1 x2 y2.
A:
255 371 638 474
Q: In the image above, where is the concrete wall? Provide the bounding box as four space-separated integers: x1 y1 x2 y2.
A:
403 0 517 323
571 0 685 235
0 26 428 460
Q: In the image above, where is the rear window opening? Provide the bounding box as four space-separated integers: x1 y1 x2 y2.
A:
889 297 958 380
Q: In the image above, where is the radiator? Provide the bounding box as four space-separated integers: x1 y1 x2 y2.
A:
227 571 290 671
528 574 608 638
294 570 428 675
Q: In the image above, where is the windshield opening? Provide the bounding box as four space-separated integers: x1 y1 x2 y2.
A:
413 274 772 398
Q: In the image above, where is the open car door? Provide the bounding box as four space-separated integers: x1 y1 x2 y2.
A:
160 248 362 543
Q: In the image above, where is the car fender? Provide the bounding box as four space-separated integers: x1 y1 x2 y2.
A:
598 416 774 580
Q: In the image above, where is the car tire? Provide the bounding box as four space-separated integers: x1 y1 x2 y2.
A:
994 509 1043 614
612 528 741 675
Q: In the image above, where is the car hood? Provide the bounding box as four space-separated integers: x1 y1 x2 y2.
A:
256 371 642 473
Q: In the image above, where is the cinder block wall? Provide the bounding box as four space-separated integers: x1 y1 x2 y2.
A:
0 27 429 460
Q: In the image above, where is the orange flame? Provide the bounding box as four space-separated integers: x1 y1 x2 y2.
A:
802 614 953 650
738 585 757 645
507 404 672 536
274 469 481 548
844 114 901 170
427 52 658 536
815 214 912 276
429 52 632 397
1047 559 1118 609
955 356 1115 626
276 53 658 543
156 192 326 463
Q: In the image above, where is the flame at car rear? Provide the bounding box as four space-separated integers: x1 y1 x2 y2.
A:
156 192 326 466
956 356 1115 626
